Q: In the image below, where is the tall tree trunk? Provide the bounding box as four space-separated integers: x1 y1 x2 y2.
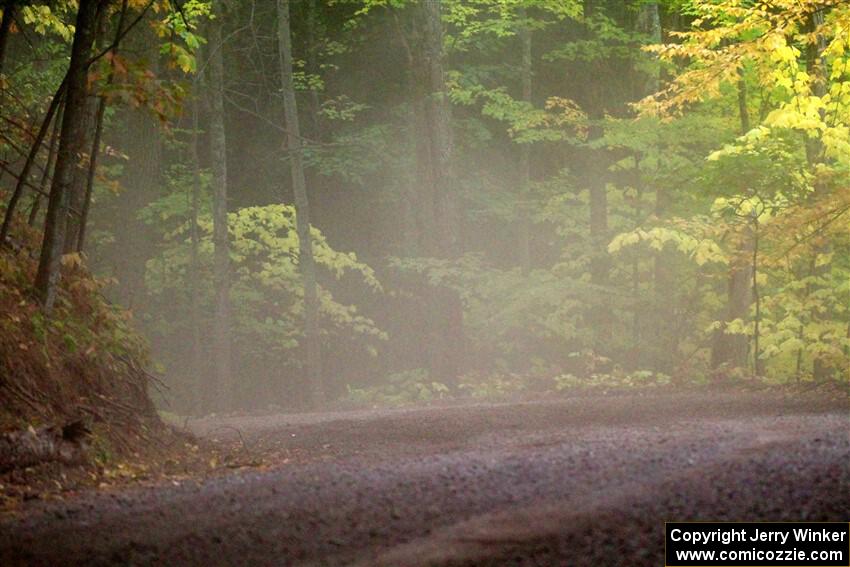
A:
710 243 752 372
421 1 457 257
582 0 612 357
28 102 63 227
278 0 323 407
113 106 159 308
711 78 753 374
34 0 101 311
208 0 233 409
1 80 66 245
420 0 463 386
588 134 611 354
112 17 160 311
64 5 109 253
188 78 204 414
304 0 322 140
516 7 532 271
633 1 662 369
805 7 834 381
637 0 676 373
63 96 98 253
74 96 104 253
75 0 126 253
0 1 16 76
751 221 763 375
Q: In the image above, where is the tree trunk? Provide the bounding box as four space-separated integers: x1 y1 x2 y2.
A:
631 1 661 369
516 7 532 271
391 11 424 257
28 101 63 227
207 0 233 410
0 1 16 76
1 80 66 245
582 0 612 357
112 17 160 311
63 4 110 253
34 0 102 311
74 96 104 252
304 0 322 140
710 242 752 372
420 0 463 386
63 94 99 253
751 222 763 376
588 138 612 354
805 8 834 381
278 0 323 407
75 0 126 253
711 78 753 375
188 78 204 414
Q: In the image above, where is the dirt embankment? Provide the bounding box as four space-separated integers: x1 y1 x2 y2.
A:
0 242 172 501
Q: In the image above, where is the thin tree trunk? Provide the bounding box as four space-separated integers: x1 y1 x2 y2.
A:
208 0 233 410
642 0 675 374
517 7 532 271
420 0 463 387
710 244 752 371
0 2 16 76
28 102 63 227
588 136 611 353
1 80 66 245
74 98 103 252
805 8 833 381
634 1 660 369
737 74 750 134
76 0 128 253
64 4 109 253
391 11 420 256
751 220 762 376
582 0 612 358
304 0 322 139
421 1 457 256
277 0 323 407
188 78 204 414
711 78 753 373
34 0 101 311
111 17 160 313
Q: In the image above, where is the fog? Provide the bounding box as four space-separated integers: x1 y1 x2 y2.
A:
4 0 848 417
2 2 850 565
88 1 850 413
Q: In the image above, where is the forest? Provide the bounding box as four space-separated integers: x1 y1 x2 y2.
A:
1 1 849 565
0 0 848 417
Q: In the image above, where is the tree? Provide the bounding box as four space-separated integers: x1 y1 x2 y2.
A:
277 0 323 406
516 6 532 271
34 0 103 310
710 80 753 375
419 0 464 386
642 0 850 381
207 0 233 409
0 1 17 76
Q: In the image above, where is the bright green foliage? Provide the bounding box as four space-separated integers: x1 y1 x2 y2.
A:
144 201 386 378
346 369 449 406
5 0 850 415
618 0 850 381
554 369 672 391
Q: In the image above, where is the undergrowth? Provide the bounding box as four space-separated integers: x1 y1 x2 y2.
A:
0 222 162 458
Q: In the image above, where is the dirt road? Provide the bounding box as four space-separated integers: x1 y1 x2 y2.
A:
1 390 848 566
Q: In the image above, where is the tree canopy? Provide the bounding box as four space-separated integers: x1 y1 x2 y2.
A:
0 0 847 412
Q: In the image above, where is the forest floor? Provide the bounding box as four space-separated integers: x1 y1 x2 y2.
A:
0 388 847 566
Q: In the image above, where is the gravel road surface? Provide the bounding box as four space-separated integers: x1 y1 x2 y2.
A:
1 390 848 566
